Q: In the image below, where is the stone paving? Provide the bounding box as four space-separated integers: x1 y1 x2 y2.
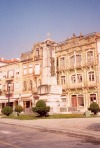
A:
0 117 100 141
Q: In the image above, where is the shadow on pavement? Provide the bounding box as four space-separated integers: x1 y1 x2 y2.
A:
86 123 100 131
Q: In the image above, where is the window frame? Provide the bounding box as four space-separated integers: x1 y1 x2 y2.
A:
69 55 75 67
88 71 95 82
61 76 66 85
86 50 94 62
59 56 66 70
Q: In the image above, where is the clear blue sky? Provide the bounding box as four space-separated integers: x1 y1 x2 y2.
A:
0 0 100 59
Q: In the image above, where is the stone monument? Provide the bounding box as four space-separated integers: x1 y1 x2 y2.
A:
38 39 62 114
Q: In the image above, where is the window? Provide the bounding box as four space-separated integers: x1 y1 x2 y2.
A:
88 71 95 81
16 71 19 78
23 69 27 75
29 67 33 74
23 65 27 75
7 83 14 92
16 71 19 74
78 95 84 106
87 50 93 62
71 75 76 83
71 74 82 83
77 74 82 83
0 71 2 80
70 55 75 67
61 76 66 85
28 65 33 74
3 71 7 78
71 94 84 107
60 57 65 69
76 54 81 63
8 70 14 78
28 80 32 90
35 48 39 57
34 64 40 75
90 94 96 102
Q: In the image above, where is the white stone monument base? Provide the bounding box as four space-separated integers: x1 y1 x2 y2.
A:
38 85 62 114
39 94 61 114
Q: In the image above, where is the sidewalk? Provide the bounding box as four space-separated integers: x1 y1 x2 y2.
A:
0 117 100 141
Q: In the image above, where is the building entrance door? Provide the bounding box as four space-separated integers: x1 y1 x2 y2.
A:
23 101 32 109
71 95 77 107
23 101 32 113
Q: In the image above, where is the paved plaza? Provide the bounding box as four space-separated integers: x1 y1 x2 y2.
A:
1 123 100 148
0 117 100 141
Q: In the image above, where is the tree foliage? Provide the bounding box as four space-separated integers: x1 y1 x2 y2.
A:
88 102 100 115
32 100 50 117
15 105 23 116
2 106 13 116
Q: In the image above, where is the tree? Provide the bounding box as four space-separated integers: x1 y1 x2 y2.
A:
88 102 100 115
15 105 23 116
1 106 13 116
32 100 50 117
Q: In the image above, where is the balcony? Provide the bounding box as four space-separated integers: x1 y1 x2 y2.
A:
69 84 76 89
87 82 97 88
4 89 13 98
69 83 83 89
83 81 97 88
85 60 97 67
75 63 82 68
68 65 74 70
6 76 14 81
57 66 66 72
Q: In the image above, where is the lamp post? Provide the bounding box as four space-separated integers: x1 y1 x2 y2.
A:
7 83 11 106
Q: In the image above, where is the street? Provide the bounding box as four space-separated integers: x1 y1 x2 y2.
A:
0 123 100 148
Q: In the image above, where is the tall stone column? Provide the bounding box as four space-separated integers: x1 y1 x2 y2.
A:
38 39 62 114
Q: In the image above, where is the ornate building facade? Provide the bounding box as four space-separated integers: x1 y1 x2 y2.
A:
56 32 100 112
0 32 100 114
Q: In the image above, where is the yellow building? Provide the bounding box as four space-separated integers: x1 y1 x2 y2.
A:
0 59 21 112
0 32 100 113
56 32 100 112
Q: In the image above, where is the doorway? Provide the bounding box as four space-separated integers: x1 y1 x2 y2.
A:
71 95 77 107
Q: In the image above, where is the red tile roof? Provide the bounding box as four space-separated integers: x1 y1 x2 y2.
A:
0 58 20 63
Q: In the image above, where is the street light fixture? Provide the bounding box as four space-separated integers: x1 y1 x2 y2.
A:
7 82 11 106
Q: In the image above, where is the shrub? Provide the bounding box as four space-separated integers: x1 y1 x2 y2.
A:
2 106 13 116
88 102 100 115
15 105 23 116
32 100 50 117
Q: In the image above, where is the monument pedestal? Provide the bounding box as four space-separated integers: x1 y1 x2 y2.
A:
38 85 62 114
